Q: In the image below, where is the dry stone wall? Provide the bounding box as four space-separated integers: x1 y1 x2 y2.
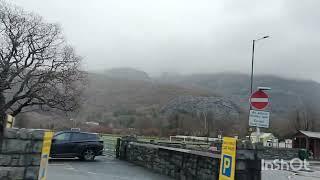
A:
0 128 44 180
119 140 261 180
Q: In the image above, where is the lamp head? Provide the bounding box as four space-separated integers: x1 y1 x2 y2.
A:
257 86 271 91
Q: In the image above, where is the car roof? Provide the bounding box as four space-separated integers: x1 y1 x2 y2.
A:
55 131 98 135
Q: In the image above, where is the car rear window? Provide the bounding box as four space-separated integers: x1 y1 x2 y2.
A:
71 133 99 141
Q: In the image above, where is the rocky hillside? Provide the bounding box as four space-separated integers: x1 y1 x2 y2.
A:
81 72 214 113
157 73 320 115
161 96 241 117
157 72 320 135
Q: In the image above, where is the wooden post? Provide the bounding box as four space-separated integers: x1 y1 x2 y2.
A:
115 138 121 158
316 140 320 159
299 137 302 148
5 114 14 128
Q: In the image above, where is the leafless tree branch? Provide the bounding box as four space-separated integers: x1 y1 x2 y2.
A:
0 1 87 130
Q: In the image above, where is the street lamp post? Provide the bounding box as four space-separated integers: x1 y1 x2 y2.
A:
250 36 269 142
250 36 269 95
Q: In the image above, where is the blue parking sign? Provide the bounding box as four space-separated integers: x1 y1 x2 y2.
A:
222 155 232 177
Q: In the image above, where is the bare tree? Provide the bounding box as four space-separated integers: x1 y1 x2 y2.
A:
290 108 313 131
0 2 86 133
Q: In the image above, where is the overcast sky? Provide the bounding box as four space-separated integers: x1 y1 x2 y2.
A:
11 0 320 81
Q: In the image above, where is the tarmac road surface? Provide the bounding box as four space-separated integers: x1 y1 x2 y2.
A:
48 156 320 180
48 156 171 180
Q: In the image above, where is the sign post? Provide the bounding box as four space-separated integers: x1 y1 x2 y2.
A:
38 131 54 180
219 137 236 180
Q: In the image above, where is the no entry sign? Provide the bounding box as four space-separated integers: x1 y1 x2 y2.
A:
250 90 269 110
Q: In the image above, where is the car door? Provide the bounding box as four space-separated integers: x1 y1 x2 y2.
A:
69 133 90 155
69 133 82 154
50 132 72 157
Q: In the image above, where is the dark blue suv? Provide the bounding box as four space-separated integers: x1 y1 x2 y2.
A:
50 131 104 161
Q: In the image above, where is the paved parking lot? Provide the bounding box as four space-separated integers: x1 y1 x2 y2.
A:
48 157 320 180
262 170 320 180
262 161 320 179
48 156 170 180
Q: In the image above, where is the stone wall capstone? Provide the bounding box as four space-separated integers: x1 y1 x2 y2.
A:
257 148 300 160
0 128 44 180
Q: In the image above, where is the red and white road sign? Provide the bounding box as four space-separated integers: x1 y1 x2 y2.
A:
250 90 269 110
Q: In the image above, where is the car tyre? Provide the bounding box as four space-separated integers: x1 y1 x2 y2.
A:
81 149 95 161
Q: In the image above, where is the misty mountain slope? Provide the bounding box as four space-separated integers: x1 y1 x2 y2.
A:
75 70 249 136
17 70 217 129
102 68 151 81
157 73 320 118
18 69 320 136
78 72 216 117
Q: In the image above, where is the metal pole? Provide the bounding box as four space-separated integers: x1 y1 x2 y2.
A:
203 112 207 131
249 40 255 141
250 40 261 142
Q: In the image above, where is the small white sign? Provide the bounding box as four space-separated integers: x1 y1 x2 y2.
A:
249 110 270 128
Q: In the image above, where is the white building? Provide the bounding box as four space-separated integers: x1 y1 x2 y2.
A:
250 132 277 147
85 121 100 126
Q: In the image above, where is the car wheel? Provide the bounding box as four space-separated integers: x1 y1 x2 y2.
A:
82 149 95 161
